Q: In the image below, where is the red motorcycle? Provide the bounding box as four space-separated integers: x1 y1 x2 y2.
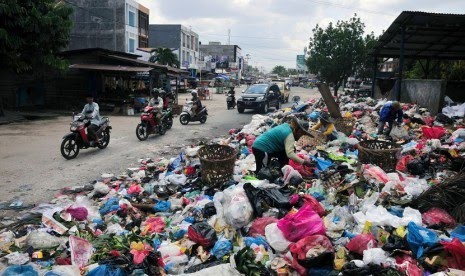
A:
60 113 111 159
136 106 172 140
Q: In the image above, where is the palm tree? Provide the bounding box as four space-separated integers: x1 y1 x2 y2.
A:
149 48 180 68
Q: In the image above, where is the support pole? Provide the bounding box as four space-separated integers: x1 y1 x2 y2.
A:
371 56 377 98
396 26 405 101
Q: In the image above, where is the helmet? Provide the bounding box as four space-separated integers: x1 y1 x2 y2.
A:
191 91 198 97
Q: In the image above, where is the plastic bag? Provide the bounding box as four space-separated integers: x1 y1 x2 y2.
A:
276 205 326 242
301 194 325 217
451 225 465 241
211 238 232 259
99 197 120 215
346 234 378 255
289 156 313 178
313 157 333 172
281 165 303 185
406 222 438 258
422 208 457 228
141 217 165 235
88 264 125 276
243 182 290 217
188 222 218 248
165 174 187 185
362 165 389 183
249 217 278 237
396 155 414 172
441 238 465 270
363 248 393 266
422 126 446 139
265 223 291 252
289 235 334 268
66 207 88 221
2 265 38 276
222 185 253 229
244 236 269 249
69 236 93 268
390 126 409 140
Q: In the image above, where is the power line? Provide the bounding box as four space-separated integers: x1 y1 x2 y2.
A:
308 0 395 16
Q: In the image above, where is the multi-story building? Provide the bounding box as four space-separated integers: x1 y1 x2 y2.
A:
148 25 199 69
66 0 149 58
199 42 243 79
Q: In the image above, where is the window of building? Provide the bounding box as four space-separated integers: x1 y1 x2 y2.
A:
186 35 190 49
182 50 186 62
129 38 135 53
191 36 194 50
182 33 186 47
128 5 136 27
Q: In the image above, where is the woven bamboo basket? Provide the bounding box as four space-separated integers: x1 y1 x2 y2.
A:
198 145 237 187
335 117 356 136
357 140 401 172
297 129 326 150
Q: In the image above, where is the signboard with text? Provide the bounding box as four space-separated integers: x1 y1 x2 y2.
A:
296 55 306 71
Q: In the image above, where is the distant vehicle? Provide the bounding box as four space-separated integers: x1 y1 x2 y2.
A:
271 80 290 103
237 83 282 114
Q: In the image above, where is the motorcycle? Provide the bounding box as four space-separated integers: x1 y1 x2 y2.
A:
226 93 236 109
60 113 111 160
179 101 208 125
136 106 173 141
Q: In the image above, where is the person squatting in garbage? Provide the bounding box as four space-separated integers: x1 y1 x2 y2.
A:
312 112 338 141
148 88 164 124
378 101 403 136
252 116 314 173
82 94 101 146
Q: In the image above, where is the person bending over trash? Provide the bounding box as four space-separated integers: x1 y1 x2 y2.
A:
252 117 314 173
312 112 337 141
377 101 403 136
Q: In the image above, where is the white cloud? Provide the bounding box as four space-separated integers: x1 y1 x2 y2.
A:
138 0 465 70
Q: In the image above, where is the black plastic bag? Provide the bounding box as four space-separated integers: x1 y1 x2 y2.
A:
243 182 291 217
184 260 225 273
202 202 217 218
187 222 217 248
407 159 427 176
436 113 454 125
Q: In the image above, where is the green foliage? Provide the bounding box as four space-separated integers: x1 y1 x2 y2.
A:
405 60 465 80
271 65 287 77
149 48 180 68
0 0 73 73
306 15 370 94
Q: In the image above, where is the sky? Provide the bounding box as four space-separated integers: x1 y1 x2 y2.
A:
138 0 465 71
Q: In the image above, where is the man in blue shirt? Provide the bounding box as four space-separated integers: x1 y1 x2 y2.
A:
252 117 314 173
377 101 403 136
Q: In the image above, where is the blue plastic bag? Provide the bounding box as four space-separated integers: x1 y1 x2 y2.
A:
211 238 232 259
451 225 465 241
153 201 171 212
88 265 125 276
99 197 120 215
309 111 320 121
241 147 250 156
173 229 187 240
153 238 161 250
244 236 269 249
406 222 438 258
3 265 38 276
312 157 333 172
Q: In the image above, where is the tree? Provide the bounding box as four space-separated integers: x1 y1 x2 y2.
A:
306 15 367 95
271 65 287 77
0 0 73 73
357 32 379 80
149 48 180 68
287 68 299 76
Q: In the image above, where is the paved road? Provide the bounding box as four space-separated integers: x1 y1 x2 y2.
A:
0 86 319 212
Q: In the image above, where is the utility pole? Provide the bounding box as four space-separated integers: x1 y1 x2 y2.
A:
227 29 231 45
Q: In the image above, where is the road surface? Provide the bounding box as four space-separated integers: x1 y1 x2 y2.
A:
0 86 319 215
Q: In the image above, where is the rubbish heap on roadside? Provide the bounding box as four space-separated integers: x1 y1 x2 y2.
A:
2 90 465 276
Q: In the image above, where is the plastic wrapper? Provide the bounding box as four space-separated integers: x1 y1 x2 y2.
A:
346 234 378 255
248 217 278 237
188 222 218 248
422 208 457 228
222 185 253 229
441 238 465 270
69 235 93 268
211 238 232 259
276 205 326 242
406 222 438 258
265 223 291 252
289 235 334 268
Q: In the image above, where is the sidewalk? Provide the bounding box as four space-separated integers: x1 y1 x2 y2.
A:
0 110 64 125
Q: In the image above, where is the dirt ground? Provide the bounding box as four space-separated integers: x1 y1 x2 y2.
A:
0 86 319 217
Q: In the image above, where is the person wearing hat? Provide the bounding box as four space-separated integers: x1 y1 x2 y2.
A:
82 94 101 145
252 117 314 173
378 101 403 136
312 112 337 141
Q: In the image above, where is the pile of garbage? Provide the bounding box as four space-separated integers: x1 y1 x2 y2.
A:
2 93 465 276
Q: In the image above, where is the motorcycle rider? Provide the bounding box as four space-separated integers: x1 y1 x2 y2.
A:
82 94 101 145
149 88 164 125
191 90 202 117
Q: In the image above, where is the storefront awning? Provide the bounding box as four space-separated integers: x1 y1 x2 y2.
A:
69 64 153 72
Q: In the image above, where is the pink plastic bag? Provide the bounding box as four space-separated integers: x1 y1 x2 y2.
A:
301 195 325 217
422 208 457 228
289 235 333 261
421 126 446 139
249 217 278 237
396 155 414 172
277 205 325 242
289 154 313 177
346 234 378 255
69 236 93 268
363 165 389 183
441 238 465 270
141 217 165 235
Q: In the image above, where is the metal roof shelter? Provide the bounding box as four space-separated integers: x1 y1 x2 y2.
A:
370 11 465 99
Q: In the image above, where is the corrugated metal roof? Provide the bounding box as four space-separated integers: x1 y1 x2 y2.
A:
69 64 152 72
371 11 465 60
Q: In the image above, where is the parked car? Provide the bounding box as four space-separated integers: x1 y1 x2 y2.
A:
237 83 282 114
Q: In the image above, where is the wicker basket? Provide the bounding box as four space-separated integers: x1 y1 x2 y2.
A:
198 145 237 187
335 117 356 136
357 140 401 172
297 130 326 150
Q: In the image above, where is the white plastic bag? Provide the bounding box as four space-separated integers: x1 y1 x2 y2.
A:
265 223 291 252
222 185 253 229
363 248 394 266
281 165 302 185
165 174 187 185
390 126 408 140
